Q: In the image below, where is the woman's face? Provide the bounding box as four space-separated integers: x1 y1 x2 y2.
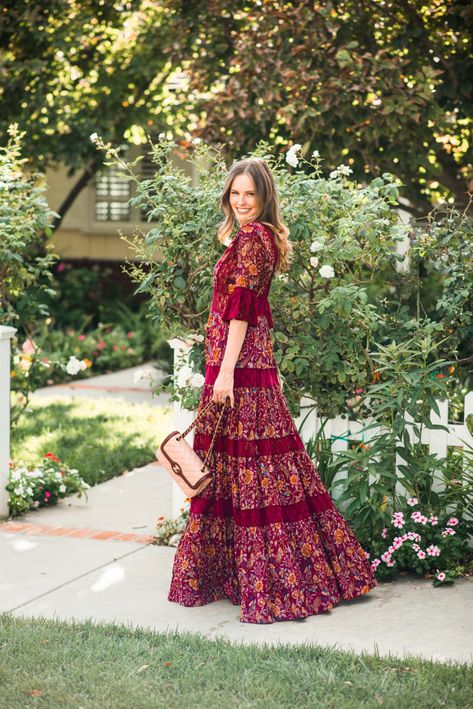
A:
229 173 259 227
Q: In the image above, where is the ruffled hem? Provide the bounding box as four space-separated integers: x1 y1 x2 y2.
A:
221 286 274 328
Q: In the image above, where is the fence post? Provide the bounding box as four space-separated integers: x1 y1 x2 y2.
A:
0 325 17 520
166 337 197 519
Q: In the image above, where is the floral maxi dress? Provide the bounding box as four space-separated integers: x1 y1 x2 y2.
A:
167 220 377 624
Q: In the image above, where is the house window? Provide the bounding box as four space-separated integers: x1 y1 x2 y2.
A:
95 163 132 222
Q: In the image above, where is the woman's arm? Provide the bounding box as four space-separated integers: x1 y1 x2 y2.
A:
212 318 249 407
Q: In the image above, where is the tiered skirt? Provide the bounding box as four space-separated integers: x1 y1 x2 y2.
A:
167 364 377 624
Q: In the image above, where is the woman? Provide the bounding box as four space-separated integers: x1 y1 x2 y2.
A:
168 156 377 624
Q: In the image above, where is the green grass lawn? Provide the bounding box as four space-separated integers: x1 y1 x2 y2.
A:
10 397 173 486
0 614 471 709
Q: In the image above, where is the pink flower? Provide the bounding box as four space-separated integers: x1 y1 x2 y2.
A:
407 497 418 506
417 550 426 559
381 551 392 562
447 517 459 527
411 511 422 522
371 559 381 570
419 515 429 525
97 340 106 350
429 515 438 525
386 560 396 567
412 543 420 551
426 545 441 557
44 491 51 500
78 335 86 341
22 338 36 354
364 550 370 559
381 527 388 539
112 345 119 351
436 572 446 581
57 262 65 273
441 528 456 537
127 332 134 338
392 512 404 529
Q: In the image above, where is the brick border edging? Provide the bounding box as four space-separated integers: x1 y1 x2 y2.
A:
0 521 156 544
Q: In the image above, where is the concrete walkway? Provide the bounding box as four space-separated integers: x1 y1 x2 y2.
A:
2 365 472 665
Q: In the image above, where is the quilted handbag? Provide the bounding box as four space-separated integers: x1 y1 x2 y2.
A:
155 396 230 497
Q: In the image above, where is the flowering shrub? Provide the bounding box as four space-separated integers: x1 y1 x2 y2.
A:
7 453 90 518
367 497 471 587
154 501 190 545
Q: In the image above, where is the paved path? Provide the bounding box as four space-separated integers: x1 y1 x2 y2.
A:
2 365 472 665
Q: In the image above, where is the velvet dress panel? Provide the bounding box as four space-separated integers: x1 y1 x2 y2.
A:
167 220 377 624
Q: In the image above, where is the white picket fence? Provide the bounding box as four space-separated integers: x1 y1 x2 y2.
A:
295 392 473 496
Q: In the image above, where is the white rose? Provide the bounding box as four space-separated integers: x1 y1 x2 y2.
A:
309 256 319 268
66 356 83 375
176 365 194 388
338 164 353 176
329 169 339 179
133 367 154 384
190 372 205 387
319 265 335 278
310 240 324 252
286 143 302 168
59 484 66 493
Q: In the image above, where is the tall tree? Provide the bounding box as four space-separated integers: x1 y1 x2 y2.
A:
182 0 473 215
0 0 214 229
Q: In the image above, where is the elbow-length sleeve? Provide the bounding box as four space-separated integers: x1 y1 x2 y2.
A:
221 224 273 326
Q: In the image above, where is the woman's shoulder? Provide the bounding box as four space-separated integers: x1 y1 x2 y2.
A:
236 221 275 249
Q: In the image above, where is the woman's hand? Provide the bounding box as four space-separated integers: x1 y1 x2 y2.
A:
212 367 234 408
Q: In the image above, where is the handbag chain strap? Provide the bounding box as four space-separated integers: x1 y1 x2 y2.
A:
176 396 230 470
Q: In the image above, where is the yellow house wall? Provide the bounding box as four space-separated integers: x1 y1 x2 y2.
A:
45 149 197 262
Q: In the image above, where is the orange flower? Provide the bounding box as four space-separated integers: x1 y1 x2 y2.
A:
449 365 455 374
228 284 235 294
237 421 244 436
261 477 269 488
189 519 200 533
360 584 371 594
236 275 248 287
255 579 263 592
243 469 253 484
188 578 199 590
289 474 298 485
301 543 311 557
288 572 296 585
334 528 344 544
276 479 284 490
332 560 341 574
248 263 258 275
266 424 275 437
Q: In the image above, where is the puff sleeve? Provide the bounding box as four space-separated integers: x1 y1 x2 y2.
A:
221 225 274 327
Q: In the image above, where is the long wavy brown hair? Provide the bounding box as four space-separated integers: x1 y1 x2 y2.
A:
217 157 293 274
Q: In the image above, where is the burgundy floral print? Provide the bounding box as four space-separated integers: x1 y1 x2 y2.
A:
168 220 377 623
